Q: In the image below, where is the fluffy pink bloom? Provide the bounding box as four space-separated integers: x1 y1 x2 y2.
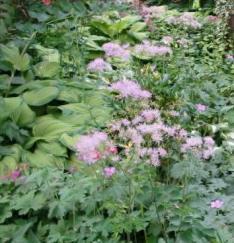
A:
87 58 112 72
102 42 130 60
195 104 207 112
76 132 108 164
10 170 21 181
157 147 167 157
141 109 160 122
121 119 131 126
107 146 118 154
206 15 220 23
150 149 161 166
103 167 116 177
110 79 151 100
135 41 172 57
166 13 201 29
132 116 144 125
210 199 224 209
42 0 51 5
162 36 173 45
204 137 215 146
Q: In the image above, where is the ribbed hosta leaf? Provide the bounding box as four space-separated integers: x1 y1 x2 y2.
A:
23 87 59 106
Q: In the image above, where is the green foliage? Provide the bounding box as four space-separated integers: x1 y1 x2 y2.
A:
90 12 149 42
0 0 233 242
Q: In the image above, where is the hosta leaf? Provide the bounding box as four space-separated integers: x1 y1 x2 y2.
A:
32 115 76 141
112 15 141 35
57 87 82 103
0 44 30 71
12 53 30 72
59 133 80 150
37 141 67 157
4 97 36 126
130 22 147 32
33 44 60 63
0 156 18 174
34 61 60 78
23 87 59 106
129 31 149 41
23 150 65 168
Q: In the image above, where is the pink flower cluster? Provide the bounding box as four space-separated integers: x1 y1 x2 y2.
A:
181 136 215 159
110 79 152 100
110 107 216 166
195 104 207 112
206 15 220 23
110 109 191 166
210 199 223 209
42 0 51 5
103 167 116 177
141 5 167 19
166 13 201 29
162 36 173 45
76 132 117 164
134 41 172 57
87 58 112 72
102 42 130 60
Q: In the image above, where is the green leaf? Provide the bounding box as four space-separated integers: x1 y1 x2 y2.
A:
4 97 36 126
23 87 59 106
23 150 65 168
0 44 30 71
13 53 30 72
34 62 60 78
37 141 67 157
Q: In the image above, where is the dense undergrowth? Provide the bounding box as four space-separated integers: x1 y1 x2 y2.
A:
0 0 233 242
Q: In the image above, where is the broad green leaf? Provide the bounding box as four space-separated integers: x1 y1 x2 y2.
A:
34 61 60 78
23 87 59 106
37 141 67 157
0 44 30 71
33 44 60 63
111 15 141 36
23 150 65 168
59 133 80 150
12 53 30 71
4 97 36 126
32 115 75 140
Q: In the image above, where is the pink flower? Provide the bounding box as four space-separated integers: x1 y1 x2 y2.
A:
195 104 207 112
110 79 151 100
107 146 118 154
103 167 116 177
42 0 51 5
204 137 215 146
141 109 160 123
76 132 108 164
210 199 224 209
162 36 173 45
87 58 112 72
206 15 220 23
10 170 21 181
102 42 130 60
157 147 167 157
135 41 172 57
166 13 201 29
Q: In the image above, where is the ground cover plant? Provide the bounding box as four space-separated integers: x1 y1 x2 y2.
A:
0 0 233 242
